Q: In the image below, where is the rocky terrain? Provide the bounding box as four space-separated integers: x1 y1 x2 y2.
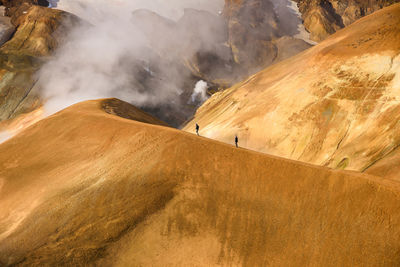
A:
1 98 400 266
1 0 399 129
224 0 313 77
0 0 49 16
1 1 400 265
294 0 400 41
185 4 400 173
0 4 80 122
0 7 14 46
0 0 315 129
132 0 313 124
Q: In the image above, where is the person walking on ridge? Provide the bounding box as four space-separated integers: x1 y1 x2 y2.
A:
196 123 200 136
235 136 239 148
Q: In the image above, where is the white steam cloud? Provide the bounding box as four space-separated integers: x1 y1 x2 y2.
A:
39 0 225 119
37 0 313 126
191 80 209 103
55 0 224 22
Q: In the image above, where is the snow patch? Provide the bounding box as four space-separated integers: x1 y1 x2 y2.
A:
48 0 59 8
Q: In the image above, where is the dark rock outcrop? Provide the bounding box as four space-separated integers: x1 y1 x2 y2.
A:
0 0 49 17
224 0 312 77
294 0 400 41
0 7 14 46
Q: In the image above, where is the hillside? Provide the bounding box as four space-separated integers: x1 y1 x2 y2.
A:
1 99 400 266
184 4 400 172
0 5 81 121
366 146 400 180
366 151 400 180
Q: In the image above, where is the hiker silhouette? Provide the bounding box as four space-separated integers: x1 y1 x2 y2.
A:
235 136 238 148
196 124 200 136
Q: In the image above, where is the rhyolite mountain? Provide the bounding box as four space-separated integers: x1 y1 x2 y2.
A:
294 0 400 41
0 0 313 127
1 98 400 266
185 4 400 173
2 2 400 266
1 0 399 126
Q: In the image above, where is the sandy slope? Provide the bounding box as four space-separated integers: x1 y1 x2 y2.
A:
1 98 400 266
184 4 400 173
366 150 400 180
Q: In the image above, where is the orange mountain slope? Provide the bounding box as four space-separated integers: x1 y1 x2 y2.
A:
1 99 400 266
184 4 400 173
366 147 400 180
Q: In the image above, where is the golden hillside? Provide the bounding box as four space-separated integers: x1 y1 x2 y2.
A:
184 4 400 174
1 99 400 266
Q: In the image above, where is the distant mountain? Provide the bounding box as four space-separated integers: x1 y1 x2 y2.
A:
294 0 400 41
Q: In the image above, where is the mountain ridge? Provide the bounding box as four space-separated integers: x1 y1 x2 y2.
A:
1 98 400 266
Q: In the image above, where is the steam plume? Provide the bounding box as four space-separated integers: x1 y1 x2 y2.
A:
191 80 209 103
38 0 225 126
37 0 313 127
